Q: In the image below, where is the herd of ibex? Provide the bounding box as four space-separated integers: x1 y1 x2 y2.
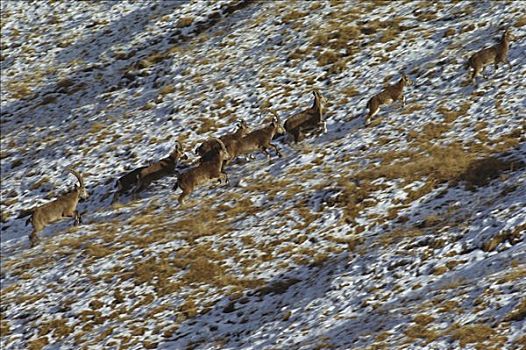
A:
20 28 514 247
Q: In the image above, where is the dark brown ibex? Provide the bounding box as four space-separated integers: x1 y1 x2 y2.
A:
173 138 230 205
467 29 512 84
365 73 412 125
21 168 88 247
112 141 187 202
284 89 327 143
230 112 285 161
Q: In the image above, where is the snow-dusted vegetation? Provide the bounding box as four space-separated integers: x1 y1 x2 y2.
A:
1 1 525 349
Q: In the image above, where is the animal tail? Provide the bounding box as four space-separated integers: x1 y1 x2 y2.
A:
26 216 31 226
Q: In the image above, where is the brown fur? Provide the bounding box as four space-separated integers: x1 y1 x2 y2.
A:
284 89 327 143
196 120 250 167
467 29 512 84
366 74 412 125
113 141 186 202
230 113 285 161
173 138 230 205
24 168 88 247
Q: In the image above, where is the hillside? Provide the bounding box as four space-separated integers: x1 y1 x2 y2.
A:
1 1 525 349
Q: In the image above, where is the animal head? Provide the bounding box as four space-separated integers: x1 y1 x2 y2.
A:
196 138 230 160
401 73 412 86
195 140 211 156
312 89 327 106
502 28 512 41
67 168 88 199
210 137 230 160
171 140 188 160
235 119 250 136
269 112 285 135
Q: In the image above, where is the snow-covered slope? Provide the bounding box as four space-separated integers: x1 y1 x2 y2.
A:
1 1 525 349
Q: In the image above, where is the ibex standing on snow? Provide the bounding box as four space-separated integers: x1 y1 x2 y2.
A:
173 138 230 205
112 141 187 202
284 89 327 143
467 29 512 84
21 168 88 247
365 73 412 125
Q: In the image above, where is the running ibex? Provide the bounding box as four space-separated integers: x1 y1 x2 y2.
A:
230 112 285 161
195 119 250 167
21 168 88 247
113 141 187 202
284 89 327 143
173 138 230 205
467 29 512 84
365 73 412 125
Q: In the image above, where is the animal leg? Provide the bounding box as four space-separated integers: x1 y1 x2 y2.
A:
269 143 283 157
288 129 300 143
29 230 40 248
366 107 379 125
74 210 82 225
178 190 189 205
111 191 121 204
296 130 305 143
401 95 406 108
321 121 327 133
220 172 229 186
261 146 271 160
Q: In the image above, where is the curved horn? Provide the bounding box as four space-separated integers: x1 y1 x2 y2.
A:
268 109 281 123
175 140 182 151
66 167 84 188
211 137 228 154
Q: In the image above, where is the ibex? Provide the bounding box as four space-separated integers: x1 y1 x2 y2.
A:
284 89 327 143
21 168 88 247
173 138 230 205
467 29 512 84
230 112 285 161
112 141 187 202
365 73 412 125
195 119 250 168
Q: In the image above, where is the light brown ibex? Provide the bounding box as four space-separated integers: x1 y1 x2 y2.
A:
229 112 285 161
21 168 88 247
112 141 187 202
195 119 250 168
284 89 327 143
365 73 412 125
467 29 512 84
173 138 230 205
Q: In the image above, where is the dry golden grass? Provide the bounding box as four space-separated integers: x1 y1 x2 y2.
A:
436 102 471 123
405 324 439 343
38 318 73 339
448 323 495 347
503 298 526 322
317 50 339 66
175 16 194 28
27 337 49 350
378 228 423 246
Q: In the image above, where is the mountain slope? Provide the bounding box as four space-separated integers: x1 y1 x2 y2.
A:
1 1 525 349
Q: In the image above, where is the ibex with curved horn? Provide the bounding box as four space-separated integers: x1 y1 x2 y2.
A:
230 111 285 161
21 168 88 247
173 138 230 205
195 119 250 169
284 89 327 143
